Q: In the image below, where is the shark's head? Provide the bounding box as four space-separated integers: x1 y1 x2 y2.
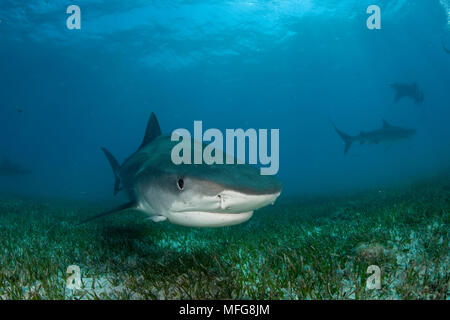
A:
136 137 282 227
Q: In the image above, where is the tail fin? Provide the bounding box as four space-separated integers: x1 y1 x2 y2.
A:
101 147 122 195
333 126 353 155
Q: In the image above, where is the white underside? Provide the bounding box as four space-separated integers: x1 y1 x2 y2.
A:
167 211 254 228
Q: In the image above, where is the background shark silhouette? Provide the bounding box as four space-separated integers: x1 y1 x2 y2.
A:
0 157 31 176
334 120 416 155
442 36 450 54
390 82 424 104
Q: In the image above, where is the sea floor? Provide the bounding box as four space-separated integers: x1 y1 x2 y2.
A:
0 178 448 300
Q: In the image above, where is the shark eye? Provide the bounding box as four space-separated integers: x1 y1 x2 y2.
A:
177 178 184 191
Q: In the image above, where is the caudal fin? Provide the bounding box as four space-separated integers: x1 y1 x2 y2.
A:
333 126 353 154
101 147 122 195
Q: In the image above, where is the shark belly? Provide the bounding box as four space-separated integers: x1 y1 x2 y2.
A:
165 211 254 228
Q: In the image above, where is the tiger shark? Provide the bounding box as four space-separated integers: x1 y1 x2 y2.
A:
81 112 282 227
0 158 31 176
334 119 416 154
390 82 424 105
442 37 450 54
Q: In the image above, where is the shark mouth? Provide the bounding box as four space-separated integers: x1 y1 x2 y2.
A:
166 190 281 227
216 190 281 213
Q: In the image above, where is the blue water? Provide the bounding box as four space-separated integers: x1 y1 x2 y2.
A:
0 0 449 201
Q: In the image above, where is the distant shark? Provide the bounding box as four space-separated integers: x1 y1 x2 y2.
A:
334 120 416 154
442 37 450 54
0 158 31 176
390 82 424 105
81 112 282 228
13 106 23 113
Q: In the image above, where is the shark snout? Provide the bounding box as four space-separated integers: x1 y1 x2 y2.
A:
216 189 281 213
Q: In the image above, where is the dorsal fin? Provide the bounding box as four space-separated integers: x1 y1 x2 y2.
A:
139 112 161 150
382 119 392 128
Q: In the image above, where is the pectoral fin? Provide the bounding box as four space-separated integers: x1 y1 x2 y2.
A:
145 216 167 223
77 201 137 225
